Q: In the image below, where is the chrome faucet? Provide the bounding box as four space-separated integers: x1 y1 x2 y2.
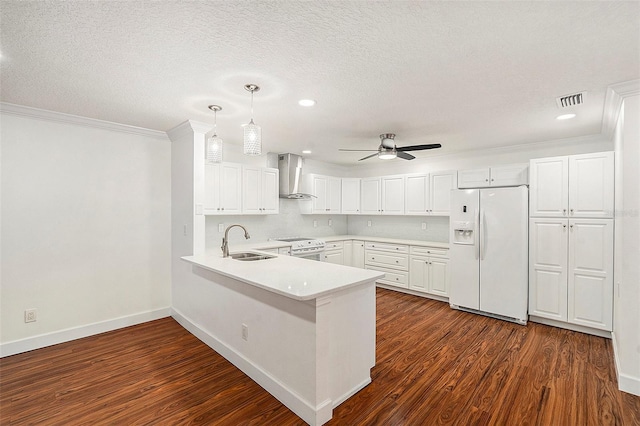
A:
221 224 250 257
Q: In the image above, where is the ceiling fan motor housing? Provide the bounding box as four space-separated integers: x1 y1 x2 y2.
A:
380 133 396 148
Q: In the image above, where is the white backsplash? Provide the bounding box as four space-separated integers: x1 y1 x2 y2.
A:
347 215 449 242
206 200 449 251
205 199 348 250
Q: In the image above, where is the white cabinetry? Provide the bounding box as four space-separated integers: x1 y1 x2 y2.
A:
364 242 409 288
361 176 405 215
408 246 450 297
405 171 457 216
457 163 528 188
204 163 242 215
530 152 614 218
528 151 614 333
304 174 341 214
529 218 613 331
242 166 279 214
351 240 365 268
341 178 361 214
323 241 345 265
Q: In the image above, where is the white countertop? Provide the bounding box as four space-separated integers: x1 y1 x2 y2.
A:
182 251 384 301
235 235 449 251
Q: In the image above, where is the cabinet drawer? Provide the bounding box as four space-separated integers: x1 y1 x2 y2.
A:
325 241 344 250
365 265 409 288
365 250 408 270
365 242 408 253
410 246 448 258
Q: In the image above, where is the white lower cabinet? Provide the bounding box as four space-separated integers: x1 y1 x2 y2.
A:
351 240 365 268
408 246 450 297
364 242 409 288
323 241 345 265
529 218 613 331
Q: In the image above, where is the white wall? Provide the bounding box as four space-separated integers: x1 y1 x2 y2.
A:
0 106 171 355
613 93 640 396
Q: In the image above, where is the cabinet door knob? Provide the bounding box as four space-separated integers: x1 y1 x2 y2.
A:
563 209 567 215
563 224 567 228
570 209 574 215
485 179 489 182
222 207 225 211
491 178 494 182
396 260 399 263
570 224 574 229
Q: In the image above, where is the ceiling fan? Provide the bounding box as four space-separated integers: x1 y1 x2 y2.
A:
339 133 442 161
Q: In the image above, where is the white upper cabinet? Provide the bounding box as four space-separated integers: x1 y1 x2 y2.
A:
568 152 614 218
304 174 341 214
529 157 569 217
405 171 457 216
242 166 279 215
530 152 613 218
341 178 361 214
361 175 405 215
204 163 242 215
458 164 528 188
405 174 429 215
381 175 405 215
361 177 382 214
457 168 491 188
430 171 458 215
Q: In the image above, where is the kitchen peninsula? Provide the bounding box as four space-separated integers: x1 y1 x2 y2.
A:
178 252 383 426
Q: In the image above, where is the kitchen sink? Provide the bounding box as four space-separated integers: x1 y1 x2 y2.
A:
230 252 276 261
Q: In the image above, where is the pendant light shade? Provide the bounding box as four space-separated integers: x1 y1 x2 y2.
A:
206 105 223 163
243 84 262 156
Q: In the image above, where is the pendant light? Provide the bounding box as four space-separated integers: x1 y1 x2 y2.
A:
243 84 261 156
206 105 223 163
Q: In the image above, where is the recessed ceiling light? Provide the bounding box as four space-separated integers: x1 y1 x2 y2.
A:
298 99 316 107
302 150 312 154
556 113 576 120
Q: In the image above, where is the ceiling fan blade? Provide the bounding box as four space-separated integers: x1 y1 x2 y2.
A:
397 143 442 152
358 152 380 161
339 148 378 152
396 151 416 160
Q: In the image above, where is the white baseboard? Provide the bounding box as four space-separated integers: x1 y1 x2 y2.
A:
0 308 171 358
171 307 331 426
528 315 612 338
611 332 640 396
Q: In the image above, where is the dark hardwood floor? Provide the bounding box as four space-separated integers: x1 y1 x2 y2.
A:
2 288 639 425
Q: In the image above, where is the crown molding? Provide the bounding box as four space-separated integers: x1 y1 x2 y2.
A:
166 120 213 142
602 79 640 140
0 102 168 140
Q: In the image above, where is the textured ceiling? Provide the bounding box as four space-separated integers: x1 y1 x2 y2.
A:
1 1 639 165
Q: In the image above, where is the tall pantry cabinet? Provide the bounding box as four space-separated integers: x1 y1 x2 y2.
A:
528 152 614 332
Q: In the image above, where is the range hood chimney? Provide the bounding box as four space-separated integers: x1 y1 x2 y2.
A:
278 153 315 199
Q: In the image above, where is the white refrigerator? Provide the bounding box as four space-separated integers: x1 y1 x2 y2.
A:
449 186 528 324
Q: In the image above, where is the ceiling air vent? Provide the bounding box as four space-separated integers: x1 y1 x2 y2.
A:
556 91 586 108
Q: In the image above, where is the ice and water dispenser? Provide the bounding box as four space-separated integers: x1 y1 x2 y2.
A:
453 221 475 244
452 203 476 245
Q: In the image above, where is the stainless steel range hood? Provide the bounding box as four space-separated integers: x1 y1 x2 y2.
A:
278 153 315 199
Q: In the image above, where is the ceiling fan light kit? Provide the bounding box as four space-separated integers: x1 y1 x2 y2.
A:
338 133 442 161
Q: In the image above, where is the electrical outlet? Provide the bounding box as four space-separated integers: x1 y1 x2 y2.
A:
422 222 427 230
183 224 187 236
328 219 332 226
242 324 249 341
25 309 37 323
313 220 317 228
218 223 224 232
367 220 372 227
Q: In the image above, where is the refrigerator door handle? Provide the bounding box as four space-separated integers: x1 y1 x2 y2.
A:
474 208 480 260
479 210 486 260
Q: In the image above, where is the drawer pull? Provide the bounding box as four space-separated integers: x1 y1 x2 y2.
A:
395 260 399 263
